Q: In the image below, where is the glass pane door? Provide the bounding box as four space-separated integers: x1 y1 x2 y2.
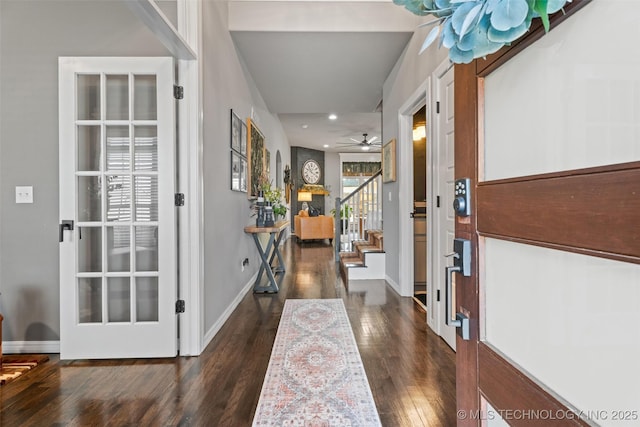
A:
76 73 160 325
59 57 175 360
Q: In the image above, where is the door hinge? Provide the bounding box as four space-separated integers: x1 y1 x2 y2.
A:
436 195 441 208
436 101 440 114
173 85 184 100
437 290 441 302
175 299 186 313
175 193 185 206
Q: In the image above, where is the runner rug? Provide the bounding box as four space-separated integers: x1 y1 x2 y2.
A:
253 299 381 426
0 354 49 386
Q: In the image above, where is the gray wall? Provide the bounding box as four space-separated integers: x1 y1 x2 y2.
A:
201 1 291 336
324 152 341 214
290 146 325 218
381 23 448 287
0 0 170 341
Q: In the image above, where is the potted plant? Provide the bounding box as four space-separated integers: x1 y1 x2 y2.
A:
330 205 353 230
263 183 288 220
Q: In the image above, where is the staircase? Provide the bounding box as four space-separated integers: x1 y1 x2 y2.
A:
338 229 384 284
333 170 385 284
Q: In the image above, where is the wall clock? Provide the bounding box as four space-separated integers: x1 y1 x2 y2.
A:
301 159 321 184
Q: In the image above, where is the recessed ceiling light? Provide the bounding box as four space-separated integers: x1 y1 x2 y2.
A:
301 124 309 129
323 144 329 148
328 114 337 120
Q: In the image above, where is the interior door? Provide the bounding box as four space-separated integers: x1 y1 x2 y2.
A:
434 62 457 351
59 57 177 359
455 2 640 425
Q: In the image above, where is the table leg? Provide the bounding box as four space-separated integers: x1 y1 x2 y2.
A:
252 233 279 293
268 229 286 274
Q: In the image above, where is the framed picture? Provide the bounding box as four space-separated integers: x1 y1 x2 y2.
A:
265 149 271 178
246 118 265 198
382 138 397 183
231 151 247 192
230 110 247 156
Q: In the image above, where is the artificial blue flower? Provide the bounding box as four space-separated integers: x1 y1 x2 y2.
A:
394 0 572 63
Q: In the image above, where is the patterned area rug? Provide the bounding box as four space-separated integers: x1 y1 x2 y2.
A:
253 299 381 426
0 355 49 385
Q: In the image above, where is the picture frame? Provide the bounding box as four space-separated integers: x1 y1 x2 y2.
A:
230 110 247 156
231 150 247 192
382 138 397 183
265 149 271 179
246 118 265 198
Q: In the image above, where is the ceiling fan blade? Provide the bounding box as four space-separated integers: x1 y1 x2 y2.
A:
349 138 360 143
368 136 378 144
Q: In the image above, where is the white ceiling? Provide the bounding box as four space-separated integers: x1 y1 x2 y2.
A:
228 1 418 153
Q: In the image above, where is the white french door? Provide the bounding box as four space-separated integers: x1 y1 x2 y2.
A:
59 57 177 359
433 61 456 351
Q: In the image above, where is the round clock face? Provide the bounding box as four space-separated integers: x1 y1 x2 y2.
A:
302 159 321 184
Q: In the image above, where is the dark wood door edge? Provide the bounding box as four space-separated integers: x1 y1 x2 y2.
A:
478 343 590 427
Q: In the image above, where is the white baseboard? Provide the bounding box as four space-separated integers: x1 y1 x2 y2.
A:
385 274 402 296
202 272 257 350
2 340 60 354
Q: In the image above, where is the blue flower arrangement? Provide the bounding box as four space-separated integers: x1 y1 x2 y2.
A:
393 0 572 63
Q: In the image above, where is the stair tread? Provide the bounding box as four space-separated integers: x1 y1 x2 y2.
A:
342 261 365 268
357 247 384 253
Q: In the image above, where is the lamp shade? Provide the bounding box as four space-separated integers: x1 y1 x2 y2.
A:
297 191 313 202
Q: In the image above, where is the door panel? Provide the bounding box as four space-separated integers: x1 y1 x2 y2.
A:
477 165 640 262
455 1 640 426
434 62 457 350
59 57 176 360
484 239 640 415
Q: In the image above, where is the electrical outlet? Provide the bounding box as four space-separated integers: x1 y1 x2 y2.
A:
16 186 33 204
241 258 249 272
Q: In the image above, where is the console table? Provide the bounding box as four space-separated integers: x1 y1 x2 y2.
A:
244 220 289 293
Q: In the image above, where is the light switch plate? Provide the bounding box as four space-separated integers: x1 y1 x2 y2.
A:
16 186 33 204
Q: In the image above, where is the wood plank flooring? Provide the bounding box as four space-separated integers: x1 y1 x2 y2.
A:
0 238 456 426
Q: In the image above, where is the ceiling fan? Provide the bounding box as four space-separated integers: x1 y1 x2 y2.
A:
336 133 381 151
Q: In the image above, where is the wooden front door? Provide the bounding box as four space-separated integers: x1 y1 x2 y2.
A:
455 1 640 425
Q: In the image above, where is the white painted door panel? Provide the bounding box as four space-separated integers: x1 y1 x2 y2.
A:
435 63 456 351
59 57 176 359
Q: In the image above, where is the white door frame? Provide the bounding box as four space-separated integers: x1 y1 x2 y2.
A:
128 0 204 356
397 80 430 298
176 0 203 356
397 61 455 345
431 58 456 349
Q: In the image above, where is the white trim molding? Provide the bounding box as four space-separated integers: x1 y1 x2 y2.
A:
3 341 60 354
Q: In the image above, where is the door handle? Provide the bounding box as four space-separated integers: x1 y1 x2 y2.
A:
59 220 74 242
445 264 470 340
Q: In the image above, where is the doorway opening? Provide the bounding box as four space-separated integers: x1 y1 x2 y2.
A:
412 106 427 310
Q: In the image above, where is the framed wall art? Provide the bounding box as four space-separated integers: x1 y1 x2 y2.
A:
265 149 271 179
231 150 247 192
382 138 397 183
230 109 247 156
246 118 265 198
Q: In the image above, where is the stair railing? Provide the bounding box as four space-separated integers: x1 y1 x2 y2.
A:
334 169 382 259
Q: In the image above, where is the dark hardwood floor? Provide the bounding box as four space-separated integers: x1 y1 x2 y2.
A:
0 238 456 426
